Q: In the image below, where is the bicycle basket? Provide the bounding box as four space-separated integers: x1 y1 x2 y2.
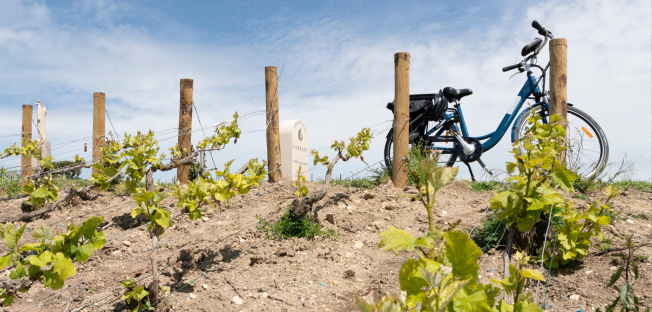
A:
385 91 448 122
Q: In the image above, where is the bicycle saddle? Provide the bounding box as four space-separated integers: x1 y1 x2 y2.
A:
443 87 473 102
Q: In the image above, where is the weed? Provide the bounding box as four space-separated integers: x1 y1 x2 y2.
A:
320 177 377 190
596 238 613 252
635 255 649 262
630 213 651 220
571 193 588 200
368 163 391 184
256 207 339 240
572 154 641 194
471 214 507 249
612 180 652 192
0 167 21 197
468 180 503 192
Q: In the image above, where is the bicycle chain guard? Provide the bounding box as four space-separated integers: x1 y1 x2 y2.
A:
424 136 483 163
455 137 483 163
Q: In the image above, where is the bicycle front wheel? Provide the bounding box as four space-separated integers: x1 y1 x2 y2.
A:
514 105 609 179
384 128 458 169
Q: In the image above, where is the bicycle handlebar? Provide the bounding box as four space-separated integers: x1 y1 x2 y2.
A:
502 64 521 72
532 20 547 36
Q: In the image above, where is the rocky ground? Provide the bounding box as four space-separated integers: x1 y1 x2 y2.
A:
0 179 650 312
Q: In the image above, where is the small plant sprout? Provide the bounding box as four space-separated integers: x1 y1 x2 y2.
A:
293 166 308 198
596 235 650 312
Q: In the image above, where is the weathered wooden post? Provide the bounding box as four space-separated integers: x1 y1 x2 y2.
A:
93 92 106 175
178 79 194 185
21 104 33 188
265 66 281 182
392 52 410 188
550 38 567 165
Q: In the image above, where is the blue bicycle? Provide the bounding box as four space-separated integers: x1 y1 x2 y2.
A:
384 20 609 180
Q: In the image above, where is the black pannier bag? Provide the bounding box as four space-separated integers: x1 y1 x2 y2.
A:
386 89 448 123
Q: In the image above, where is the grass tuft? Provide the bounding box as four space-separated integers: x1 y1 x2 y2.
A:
256 207 339 240
468 181 503 192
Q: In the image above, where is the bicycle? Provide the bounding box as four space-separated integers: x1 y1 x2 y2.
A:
384 20 608 180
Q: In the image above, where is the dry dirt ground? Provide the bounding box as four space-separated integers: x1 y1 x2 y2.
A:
0 180 650 312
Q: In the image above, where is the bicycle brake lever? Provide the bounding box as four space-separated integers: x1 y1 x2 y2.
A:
509 69 524 80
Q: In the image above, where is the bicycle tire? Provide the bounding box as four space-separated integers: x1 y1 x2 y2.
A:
383 129 458 168
513 105 609 179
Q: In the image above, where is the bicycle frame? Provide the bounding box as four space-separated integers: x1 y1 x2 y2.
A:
425 71 543 153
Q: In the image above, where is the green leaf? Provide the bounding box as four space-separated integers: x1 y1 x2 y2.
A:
9 266 26 279
453 288 493 312
29 251 53 267
75 243 96 262
549 166 576 192
414 235 435 250
378 226 416 255
77 217 104 241
151 208 171 229
632 263 638 280
606 267 624 288
444 231 481 282
51 252 76 281
0 252 14 269
514 300 543 312
42 270 65 289
33 224 55 244
0 294 16 306
188 208 202 221
27 264 41 277
3 224 26 250
398 258 428 309
519 269 546 282
91 231 107 250
19 242 44 253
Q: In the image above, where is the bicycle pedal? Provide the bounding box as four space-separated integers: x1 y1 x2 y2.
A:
477 158 493 176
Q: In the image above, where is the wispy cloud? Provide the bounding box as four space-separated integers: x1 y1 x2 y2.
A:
0 0 649 181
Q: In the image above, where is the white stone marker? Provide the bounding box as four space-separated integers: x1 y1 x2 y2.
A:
279 119 308 181
31 100 52 171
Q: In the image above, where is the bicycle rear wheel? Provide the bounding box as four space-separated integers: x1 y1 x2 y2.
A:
513 105 609 179
384 127 458 169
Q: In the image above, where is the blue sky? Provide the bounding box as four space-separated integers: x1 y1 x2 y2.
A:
0 0 650 183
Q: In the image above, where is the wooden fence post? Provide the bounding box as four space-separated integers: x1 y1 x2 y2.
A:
265 66 281 182
21 105 33 189
550 38 567 165
93 92 106 175
392 52 410 188
178 79 193 185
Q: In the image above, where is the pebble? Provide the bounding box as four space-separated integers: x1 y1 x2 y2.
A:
626 219 634 224
543 302 554 309
202 217 209 222
441 210 448 216
232 296 243 305
201 284 208 289
112 250 121 255
262 292 268 298
569 294 580 300
333 281 339 285
122 241 131 246
188 293 196 299
354 241 364 248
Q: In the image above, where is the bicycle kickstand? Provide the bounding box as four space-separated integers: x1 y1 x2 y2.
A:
464 162 476 182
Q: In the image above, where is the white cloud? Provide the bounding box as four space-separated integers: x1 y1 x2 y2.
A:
0 0 648 182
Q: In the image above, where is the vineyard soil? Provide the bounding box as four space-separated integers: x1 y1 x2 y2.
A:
0 180 650 311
